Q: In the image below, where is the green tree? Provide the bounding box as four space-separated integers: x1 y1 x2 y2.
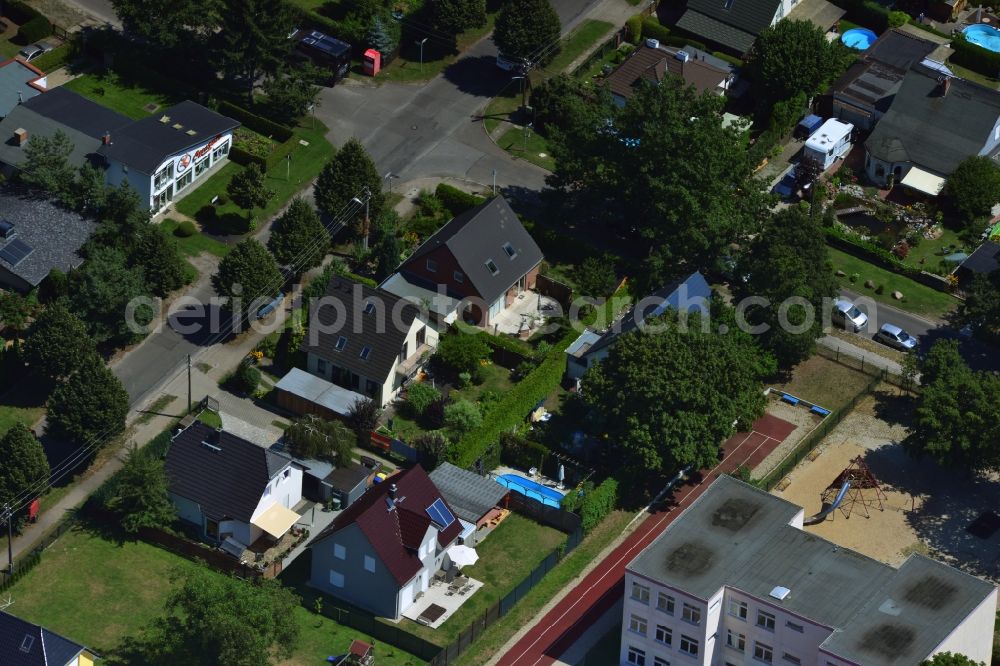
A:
65 164 109 215
573 255 618 297
314 139 385 235
548 78 771 292
921 653 984 666
106 445 176 533
957 269 1000 344
227 163 274 227
444 399 482 435
582 305 775 475
136 226 189 296
47 352 130 446
904 340 1000 472
366 13 400 58
494 0 561 62
745 19 848 111
212 238 282 314
23 303 96 384
0 424 50 520
434 332 489 375
214 0 293 99
347 397 382 441
284 414 355 462
944 156 1000 226
530 74 590 134
0 290 33 336
112 0 220 50
68 246 155 346
127 568 300 665
736 207 838 367
267 197 327 274
412 430 450 468
430 0 487 35
261 66 322 125
19 130 75 196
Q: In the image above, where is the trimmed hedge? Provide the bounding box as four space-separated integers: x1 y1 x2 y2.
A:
17 15 53 43
434 183 486 216
832 0 889 33
580 478 618 533
217 100 295 142
228 145 266 169
5 0 42 24
626 14 643 45
32 42 75 71
950 36 1000 77
641 17 671 44
712 51 743 67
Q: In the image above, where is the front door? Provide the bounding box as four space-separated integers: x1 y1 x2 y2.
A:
152 186 173 212
206 518 219 539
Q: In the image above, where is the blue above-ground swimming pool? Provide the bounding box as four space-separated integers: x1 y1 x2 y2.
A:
841 28 878 50
964 23 1000 52
496 474 564 508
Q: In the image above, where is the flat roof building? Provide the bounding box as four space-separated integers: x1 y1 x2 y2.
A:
0 58 47 118
621 475 996 666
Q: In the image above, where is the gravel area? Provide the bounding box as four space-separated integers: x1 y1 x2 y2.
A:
751 399 823 480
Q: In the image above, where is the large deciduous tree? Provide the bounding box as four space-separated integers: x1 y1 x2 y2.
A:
736 206 838 367
68 246 155 346
582 305 775 475
212 238 283 314
214 0 293 99
227 163 274 228
47 352 130 447
494 0 561 62
267 197 327 274
261 66 322 125
23 303 96 384
548 78 771 292
921 653 985 666
430 0 487 36
0 424 50 520
434 332 490 376
944 156 1000 226
106 444 176 533
112 0 220 50
284 415 355 462
957 269 1000 344
314 139 385 235
904 340 1000 472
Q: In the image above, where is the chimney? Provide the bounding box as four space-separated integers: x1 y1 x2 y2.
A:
102 131 112 145
13 128 28 147
942 76 951 96
389 483 397 500
17 91 23 104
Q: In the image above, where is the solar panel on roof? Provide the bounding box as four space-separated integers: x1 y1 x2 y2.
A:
0 238 33 266
426 498 455 529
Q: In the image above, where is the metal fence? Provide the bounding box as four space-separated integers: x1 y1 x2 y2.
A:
814 344 915 391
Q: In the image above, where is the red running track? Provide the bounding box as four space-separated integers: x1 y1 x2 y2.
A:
497 414 796 666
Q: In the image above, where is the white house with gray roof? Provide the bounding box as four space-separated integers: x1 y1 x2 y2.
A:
621 475 996 666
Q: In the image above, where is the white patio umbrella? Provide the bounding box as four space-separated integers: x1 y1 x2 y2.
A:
558 464 565 489
447 544 479 569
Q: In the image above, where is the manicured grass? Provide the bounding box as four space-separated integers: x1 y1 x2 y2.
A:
175 118 335 233
827 246 959 319
496 126 555 171
63 72 181 120
397 513 566 645
775 354 875 412
197 409 222 428
376 12 498 83
543 20 614 75
135 393 178 425
7 527 424 665
900 226 966 273
160 217 232 258
0 404 44 437
946 62 1000 90
460 510 634 665
0 38 19 58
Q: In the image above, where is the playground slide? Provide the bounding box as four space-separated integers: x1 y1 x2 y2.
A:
803 481 851 526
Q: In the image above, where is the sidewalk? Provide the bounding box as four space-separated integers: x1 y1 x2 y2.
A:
817 335 905 377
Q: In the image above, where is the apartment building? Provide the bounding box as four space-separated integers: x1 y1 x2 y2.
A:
621 476 997 666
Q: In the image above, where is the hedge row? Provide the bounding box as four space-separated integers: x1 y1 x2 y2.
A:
626 14 643 45
641 17 672 44
950 36 1000 77
474 327 535 358
434 183 486 216
18 15 53 43
32 41 75 71
824 227 953 293
831 0 889 33
4 0 41 24
217 100 295 142
580 478 618 533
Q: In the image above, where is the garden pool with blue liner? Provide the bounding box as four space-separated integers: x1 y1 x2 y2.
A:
495 474 564 508
964 24 1000 52
841 28 878 50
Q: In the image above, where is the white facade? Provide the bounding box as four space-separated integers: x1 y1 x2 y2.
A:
396 523 450 617
104 131 233 212
803 119 853 170
929 588 1000 665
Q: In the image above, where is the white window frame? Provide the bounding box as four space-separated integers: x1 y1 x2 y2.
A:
653 658 669 666
655 624 672 646
681 602 701 625
630 582 650 604
329 570 344 587
679 635 699 657
754 641 773 664
628 614 647 636
729 599 748 620
426 258 438 272
626 646 646 666
783 653 801 665
656 592 675 615
786 621 804 633
726 630 746 651
757 610 775 631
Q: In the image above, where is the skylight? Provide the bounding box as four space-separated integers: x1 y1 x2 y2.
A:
360 346 372 360
364 301 376 314
503 242 517 259
335 336 347 351
20 635 34 653
426 498 456 529
485 259 499 276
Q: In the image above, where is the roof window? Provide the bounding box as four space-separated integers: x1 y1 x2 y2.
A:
503 242 517 259
485 259 499 275
335 336 347 351
360 346 372 360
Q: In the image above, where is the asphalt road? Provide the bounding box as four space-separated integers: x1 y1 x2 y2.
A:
61 0 118 25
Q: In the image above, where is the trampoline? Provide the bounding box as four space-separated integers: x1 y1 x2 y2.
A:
841 28 877 50
495 474 564 508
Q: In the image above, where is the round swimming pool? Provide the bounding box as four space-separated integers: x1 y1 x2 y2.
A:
841 27 878 50
963 23 1000 52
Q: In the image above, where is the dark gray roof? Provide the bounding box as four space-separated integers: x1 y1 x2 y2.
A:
865 28 939 70
404 196 544 306
303 277 420 384
0 104 104 171
831 30 938 112
0 59 45 118
166 422 294 522
0 190 97 289
866 63 1000 176
959 240 1000 275
326 463 371 492
628 476 996 666
21 86 131 138
676 0 782 54
0 611 88 666
99 100 239 174
429 462 509 523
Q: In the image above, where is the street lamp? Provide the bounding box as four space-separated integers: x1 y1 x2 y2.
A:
416 37 428 74
511 75 528 111
384 171 399 194
351 188 372 251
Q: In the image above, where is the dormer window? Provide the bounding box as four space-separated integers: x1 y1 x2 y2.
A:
335 336 347 351
485 259 499 276
426 258 438 272
503 242 517 259
360 346 372 360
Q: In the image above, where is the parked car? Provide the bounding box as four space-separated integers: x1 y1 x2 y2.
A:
16 41 54 63
832 299 869 332
496 52 530 72
874 323 918 351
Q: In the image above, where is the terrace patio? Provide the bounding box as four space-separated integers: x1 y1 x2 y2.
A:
491 291 561 337
400 574 485 629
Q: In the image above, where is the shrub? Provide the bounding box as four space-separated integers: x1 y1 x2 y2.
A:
444 399 483 435
626 14 643 44
435 333 490 375
174 220 197 237
4 1 42 24
458 371 472 388
434 183 486 216
33 42 75 71
233 128 275 160
579 478 618 533
640 17 671 44
409 215 446 239
573 255 618 297
499 431 549 471
875 284 885 294
887 10 909 27
711 51 743 67
406 382 441 417
17 15 53 43
235 361 260 393
347 397 382 441
217 100 294 142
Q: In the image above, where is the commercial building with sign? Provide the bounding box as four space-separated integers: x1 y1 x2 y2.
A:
100 100 239 212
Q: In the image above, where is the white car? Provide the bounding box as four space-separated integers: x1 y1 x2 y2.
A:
16 42 54 63
874 323 918 351
832 299 868 332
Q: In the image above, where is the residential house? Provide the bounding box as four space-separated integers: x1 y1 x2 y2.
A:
165 422 304 550
621 475 997 666
100 100 238 213
380 196 544 328
302 277 439 408
308 465 463 619
565 272 711 380
825 29 940 131
0 58 47 118
0 190 97 293
604 43 733 107
674 0 843 55
954 240 1000 286
865 63 1000 196
429 462 509 546
0 610 97 666
0 87 131 178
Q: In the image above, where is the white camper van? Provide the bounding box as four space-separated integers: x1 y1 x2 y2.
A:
803 118 854 170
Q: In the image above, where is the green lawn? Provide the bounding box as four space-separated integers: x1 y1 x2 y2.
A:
175 118 335 233
497 126 555 171
543 20 614 75
63 72 181 120
376 12 499 83
774 354 875 412
6 527 425 665
160 218 232 258
397 513 566 645
900 227 967 274
827 246 959 319
0 38 19 58
0 404 44 437
946 62 1000 90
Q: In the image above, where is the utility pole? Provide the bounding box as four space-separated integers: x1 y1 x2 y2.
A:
187 354 192 413
353 188 373 251
492 169 496 195
416 38 428 74
4 504 13 577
